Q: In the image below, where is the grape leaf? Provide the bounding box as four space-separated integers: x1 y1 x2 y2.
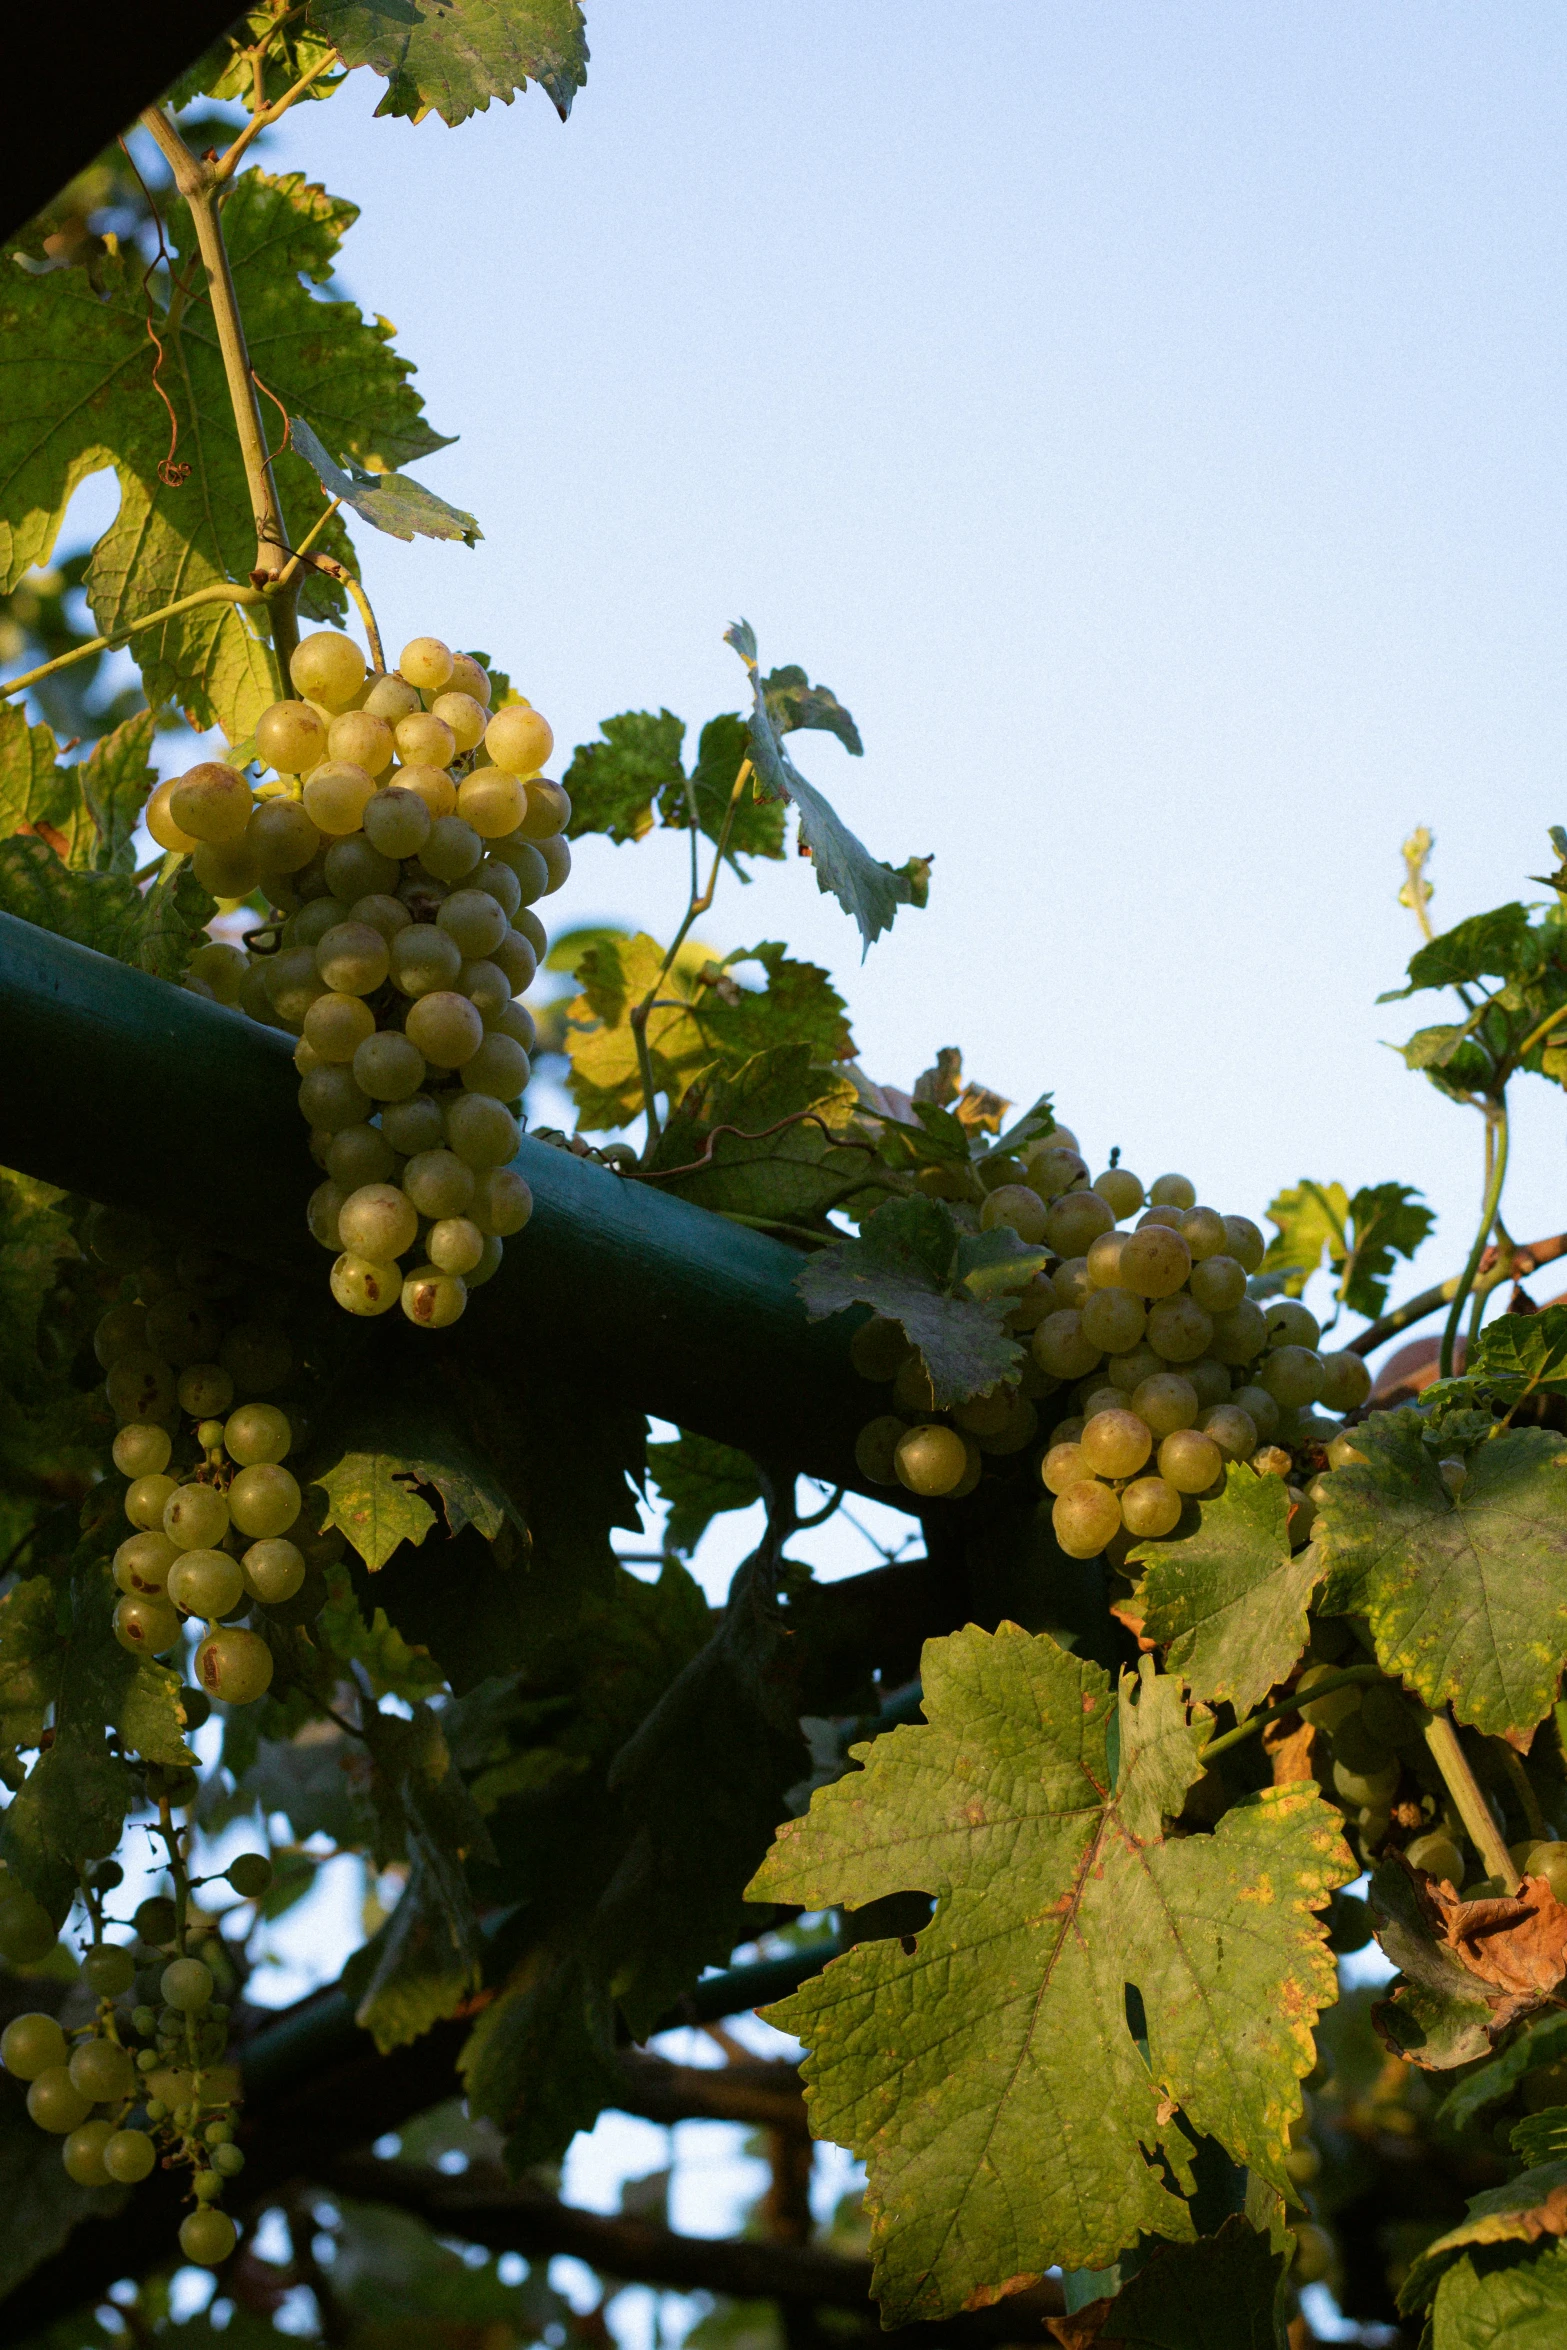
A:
1381 903 1539 999
645 1432 761 1558
795 1195 1039 1407
1261 1179 1433 1319
0 1575 60 1759
565 934 854 1133
315 1454 440 1572
1419 2238 1567 2347
0 836 214 978
564 711 684 843
1315 1408 1567 1739
239 1722 375 1849
319 1560 444 1701
1398 2161 1567 2316
308 0 589 126
1439 2011 1567 2134
1058 2216 1289 2348
726 620 922 953
0 705 157 877
1461 1307 1567 1405
1367 1860 1504 2070
0 169 450 741
643 1047 883 1225
290 416 481 545
761 663 864 756
682 711 786 862
749 1628 1351 2322
1131 1472 1320 1719
1513 2108 1567 2166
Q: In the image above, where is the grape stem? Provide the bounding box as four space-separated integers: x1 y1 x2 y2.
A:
1424 1711 1520 1892
0 581 267 704
1347 1228 1567 1359
1439 1097 1509 1378
1497 1742 1549 1842
214 46 342 184
629 758 755 1148
1197 1665 1384 1764
137 105 297 674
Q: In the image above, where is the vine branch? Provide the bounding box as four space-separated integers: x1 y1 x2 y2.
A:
0 581 267 702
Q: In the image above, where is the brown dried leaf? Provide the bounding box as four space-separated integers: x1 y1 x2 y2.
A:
1423 1871 1567 2023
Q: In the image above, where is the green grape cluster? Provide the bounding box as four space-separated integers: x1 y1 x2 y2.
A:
88 1204 342 1702
162 630 565 1328
849 1128 1373 1538
0 1854 275 2267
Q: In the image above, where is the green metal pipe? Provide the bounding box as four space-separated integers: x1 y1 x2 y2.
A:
0 913 872 1489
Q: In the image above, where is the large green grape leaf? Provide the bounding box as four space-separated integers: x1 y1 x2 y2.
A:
308 0 589 126
290 416 481 545
0 837 214 977
1132 1472 1321 1718
0 706 156 875
565 934 853 1133
1398 2162 1567 2318
1423 2239 1567 2348
1260 1178 1432 1318
726 620 924 952
749 1627 1351 2323
796 1195 1047 1406
1381 903 1539 999
645 1431 760 1558
1455 1306 1567 1408
681 712 787 862
643 1046 885 1225
564 711 684 843
0 169 450 741
1315 1409 1567 1738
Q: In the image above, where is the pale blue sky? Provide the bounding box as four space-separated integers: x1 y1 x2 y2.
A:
244 3 1567 1327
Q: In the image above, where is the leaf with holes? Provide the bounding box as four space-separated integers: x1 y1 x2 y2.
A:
1315 1408 1567 1739
749 1628 1351 2322
1132 1471 1321 1719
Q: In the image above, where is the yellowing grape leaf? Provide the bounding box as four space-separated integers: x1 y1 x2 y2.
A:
1261 1179 1432 1318
309 0 589 126
749 1626 1351 2324
1132 1470 1321 1718
1398 2162 1567 2321
1315 1408 1567 1739
316 1454 440 1571
0 169 449 742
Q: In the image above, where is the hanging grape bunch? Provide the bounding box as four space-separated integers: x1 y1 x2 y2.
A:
153 630 568 1328
850 1128 1373 1546
87 1204 343 1704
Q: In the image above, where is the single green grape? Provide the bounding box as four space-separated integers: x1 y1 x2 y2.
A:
1147 1174 1197 1209
162 1958 214 2013
1079 1409 1152 1480
400 1264 467 1329
1119 1475 1183 1538
224 1404 292 1466
1130 1372 1199 1437
1051 1478 1122 1558
1158 1428 1224 1494
854 1416 906 1483
27 2066 93 2134
68 2036 134 2102
62 2119 116 2186
226 1853 274 1899
0 2012 68 2080
83 1944 136 1999
1118 1225 1192 1300
179 2206 238 2267
228 1464 302 1539
103 2127 157 2184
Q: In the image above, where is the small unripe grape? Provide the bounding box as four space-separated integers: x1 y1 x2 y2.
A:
1041 1441 1093 1494
248 796 322 877
854 1414 906 1483
1219 1214 1264 1271
315 920 389 996
256 699 330 775
328 1122 399 1189
1119 1224 1193 1299
420 814 484 882
1227 1384 1277 1443
192 837 263 900
1318 1351 1372 1412
394 762 458 819
104 2127 157 2184
1092 1168 1144 1219
266 946 327 1025
1124 1373 1196 1438
1 2012 68 2079
339 1182 418 1260
1146 1295 1214 1363
363 672 423 722
403 1148 476 1219
491 836 549 903
69 2035 134 2101
1032 1310 1102 1381
106 1351 176 1425
460 1031 530 1099
428 690 486 754
473 855 522 919
308 1178 344 1250
1177 1206 1227 1261
164 1482 229 1551
145 778 200 853
187 940 249 1004
438 887 509 959
145 1290 220 1366
177 1363 234 1419
162 1957 214 2013
1052 1479 1122 1558
1266 1299 1321 1351
350 892 412 945
459 958 512 1022
979 1184 1051 1243
428 1216 485 1275
445 1092 520 1168
380 1094 446 1155
1158 1428 1224 1494
400 1263 468 1328
470 1166 532 1237
1080 1286 1145 1353
220 1323 292 1393
518 776 571 839
1333 1756 1400 1808
363 784 433 860
95 1302 149 1369
298 1064 373 1132
406 989 484 1067
466 1235 504 1286
1199 1404 1259 1462
1120 1475 1183 1538
114 1531 177 1594
125 1472 179 1531
1081 1408 1152 1480
1208 1301 1269 1365
303 760 378 837
454 768 526 839
391 922 463 997
1188 1254 1246 1314
1149 1174 1197 1209
241 1539 305 1604
228 1463 301 1538
62 2119 116 2185
850 1315 911 1381
484 701 553 774
1294 1663 1361 1730
894 1424 969 1496
83 1943 137 1998
194 1627 274 1707
168 1548 244 1620
180 2206 238 2267
1260 1346 1327 1407
292 630 366 710
330 1251 401 1316
28 2066 93 2133
1042 1189 1113 1258
325 833 400 904
492 928 539 992
326 709 394 776
169 763 253 845
227 1852 274 1898
353 1031 427 1103
1078 1383 1126 1424
514 906 548 957
395 709 457 769
399 635 454 691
